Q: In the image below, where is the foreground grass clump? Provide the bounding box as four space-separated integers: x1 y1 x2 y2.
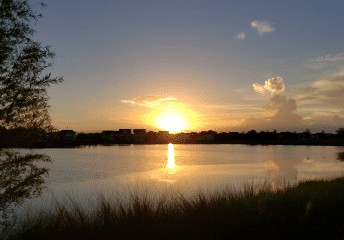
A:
3 176 344 240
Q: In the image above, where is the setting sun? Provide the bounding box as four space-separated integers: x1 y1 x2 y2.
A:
142 100 204 133
157 114 185 132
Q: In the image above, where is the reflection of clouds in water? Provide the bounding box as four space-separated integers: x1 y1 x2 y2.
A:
265 151 344 185
302 162 344 173
265 160 280 171
146 164 265 184
264 153 304 184
138 163 267 198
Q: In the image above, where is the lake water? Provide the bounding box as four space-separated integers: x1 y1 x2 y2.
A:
6 144 344 221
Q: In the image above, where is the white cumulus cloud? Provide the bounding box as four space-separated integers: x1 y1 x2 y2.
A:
236 32 246 40
251 20 274 36
253 77 285 95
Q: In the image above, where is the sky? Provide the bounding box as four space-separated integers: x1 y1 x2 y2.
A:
29 0 344 133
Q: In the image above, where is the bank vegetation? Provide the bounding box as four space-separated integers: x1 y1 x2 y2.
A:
2 174 344 240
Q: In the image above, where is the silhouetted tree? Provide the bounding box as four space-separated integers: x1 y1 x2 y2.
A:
302 128 312 140
216 132 228 143
0 0 62 226
268 130 278 141
146 131 158 144
0 1 63 130
246 129 258 141
336 128 344 136
258 131 267 141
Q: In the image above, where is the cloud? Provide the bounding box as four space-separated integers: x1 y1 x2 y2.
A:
235 80 303 131
299 114 344 133
251 20 274 36
235 71 344 132
306 52 344 70
264 95 302 123
236 32 246 40
238 95 303 131
202 104 262 111
310 53 344 62
312 80 328 87
121 95 176 108
253 77 285 95
296 68 344 108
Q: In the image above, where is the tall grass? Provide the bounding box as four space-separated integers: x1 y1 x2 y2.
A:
2 175 344 240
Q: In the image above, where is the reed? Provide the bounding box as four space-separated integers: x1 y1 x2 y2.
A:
2 175 344 240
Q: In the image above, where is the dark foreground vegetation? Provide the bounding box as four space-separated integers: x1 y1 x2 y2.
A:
2 175 344 240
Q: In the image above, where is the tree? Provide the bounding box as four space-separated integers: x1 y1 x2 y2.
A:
0 0 63 131
246 129 258 141
0 0 63 227
336 128 344 136
302 128 311 139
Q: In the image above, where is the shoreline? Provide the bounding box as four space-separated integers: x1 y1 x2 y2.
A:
8 140 344 149
2 174 344 240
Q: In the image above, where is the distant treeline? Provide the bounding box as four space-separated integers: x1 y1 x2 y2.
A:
1 127 344 148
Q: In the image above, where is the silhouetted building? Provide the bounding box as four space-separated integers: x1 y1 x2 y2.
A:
176 132 189 141
47 132 59 141
117 129 132 141
157 131 169 143
118 129 131 135
58 130 76 143
36 128 47 142
133 129 146 136
198 131 216 141
101 131 119 141
132 129 146 143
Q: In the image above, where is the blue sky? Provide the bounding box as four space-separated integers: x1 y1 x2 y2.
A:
30 0 344 133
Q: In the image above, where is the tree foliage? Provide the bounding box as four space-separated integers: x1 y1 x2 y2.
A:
336 128 344 136
0 0 63 130
0 0 62 227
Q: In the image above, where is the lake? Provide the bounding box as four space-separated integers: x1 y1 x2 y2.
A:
7 144 344 219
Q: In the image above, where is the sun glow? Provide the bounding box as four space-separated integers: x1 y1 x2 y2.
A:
157 114 185 133
142 100 204 132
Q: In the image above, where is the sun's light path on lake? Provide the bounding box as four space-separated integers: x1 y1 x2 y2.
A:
167 143 175 169
165 143 178 176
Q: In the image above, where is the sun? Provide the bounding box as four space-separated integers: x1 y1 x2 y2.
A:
143 101 204 132
157 114 185 133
